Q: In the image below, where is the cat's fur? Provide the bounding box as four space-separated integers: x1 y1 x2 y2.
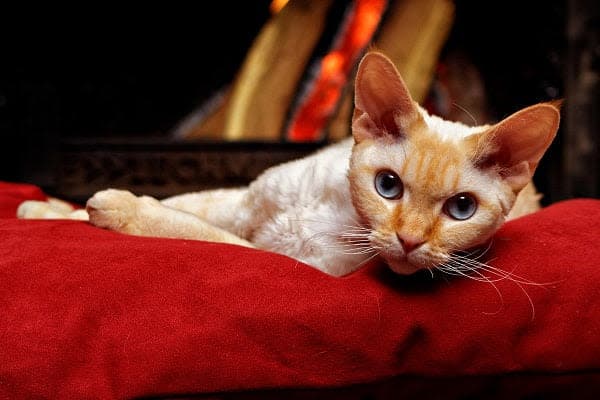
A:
18 52 560 277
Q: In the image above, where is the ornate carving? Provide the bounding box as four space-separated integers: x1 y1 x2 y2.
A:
57 140 322 202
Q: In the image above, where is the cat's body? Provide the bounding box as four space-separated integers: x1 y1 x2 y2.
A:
18 52 560 277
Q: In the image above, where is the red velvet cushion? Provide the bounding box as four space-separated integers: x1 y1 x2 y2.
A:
1 182 599 398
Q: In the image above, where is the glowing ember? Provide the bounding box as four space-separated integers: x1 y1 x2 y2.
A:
288 0 387 142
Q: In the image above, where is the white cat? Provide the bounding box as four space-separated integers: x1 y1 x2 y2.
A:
18 52 560 277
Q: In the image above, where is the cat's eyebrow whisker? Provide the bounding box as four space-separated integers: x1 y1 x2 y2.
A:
452 102 478 125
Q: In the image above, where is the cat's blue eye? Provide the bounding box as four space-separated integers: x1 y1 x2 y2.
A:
374 170 403 199
444 193 477 220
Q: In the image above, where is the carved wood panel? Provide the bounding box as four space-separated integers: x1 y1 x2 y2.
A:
56 140 322 202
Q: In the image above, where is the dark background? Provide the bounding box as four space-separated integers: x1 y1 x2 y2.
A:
0 1 596 204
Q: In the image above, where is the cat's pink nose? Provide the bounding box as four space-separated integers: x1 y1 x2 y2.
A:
396 233 424 253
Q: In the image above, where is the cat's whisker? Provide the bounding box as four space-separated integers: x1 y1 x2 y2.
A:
289 217 370 234
296 218 381 259
349 250 381 271
467 261 537 321
341 250 379 256
317 240 381 256
477 265 556 288
343 227 370 233
317 241 371 249
328 242 377 250
425 265 435 279
460 248 485 261
442 253 538 321
340 235 372 241
454 240 494 261
438 266 493 283
339 227 371 233
340 234 371 240
339 224 371 231
452 102 478 125
452 254 551 287
438 259 506 314
447 257 513 284
342 246 382 255
340 238 372 245
466 265 506 315
476 240 494 259
342 244 372 250
292 219 376 252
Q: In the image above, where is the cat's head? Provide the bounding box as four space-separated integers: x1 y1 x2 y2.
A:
349 51 560 274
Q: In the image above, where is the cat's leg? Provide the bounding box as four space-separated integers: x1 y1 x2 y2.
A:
17 198 89 220
86 189 253 247
160 188 247 232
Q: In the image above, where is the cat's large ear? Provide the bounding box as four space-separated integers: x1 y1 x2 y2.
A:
352 52 421 143
470 102 561 192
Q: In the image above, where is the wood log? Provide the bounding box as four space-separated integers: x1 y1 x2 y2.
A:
171 88 231 140
328 0 455 141
223 0 334 141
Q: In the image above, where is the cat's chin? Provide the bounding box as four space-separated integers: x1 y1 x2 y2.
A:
385 259 423 275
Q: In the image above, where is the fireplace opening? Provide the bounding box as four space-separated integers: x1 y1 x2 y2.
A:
2 0 596 203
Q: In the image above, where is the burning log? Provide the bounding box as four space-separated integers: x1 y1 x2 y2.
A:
175 0 455 142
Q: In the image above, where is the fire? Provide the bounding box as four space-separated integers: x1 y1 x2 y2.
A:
270 0 290 14
288 0 387 142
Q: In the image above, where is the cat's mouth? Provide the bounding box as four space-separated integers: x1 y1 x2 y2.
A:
382 247 449 275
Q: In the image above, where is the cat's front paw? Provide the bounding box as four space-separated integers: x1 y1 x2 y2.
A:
17 200 62 219
86 189 146 233
17 199 87 220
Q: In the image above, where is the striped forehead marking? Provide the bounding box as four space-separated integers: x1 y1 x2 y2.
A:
399 137 465 195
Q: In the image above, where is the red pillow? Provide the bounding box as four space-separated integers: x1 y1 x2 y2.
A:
1 182 599 398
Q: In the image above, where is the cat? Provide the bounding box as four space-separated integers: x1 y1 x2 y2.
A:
18 51 560 277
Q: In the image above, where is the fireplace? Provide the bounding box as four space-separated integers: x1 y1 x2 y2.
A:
174 0 454 143
54 0 455 202
2 0 591 204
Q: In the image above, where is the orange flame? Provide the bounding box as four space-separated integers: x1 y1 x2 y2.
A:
288 0 387 142
270 0 290 14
